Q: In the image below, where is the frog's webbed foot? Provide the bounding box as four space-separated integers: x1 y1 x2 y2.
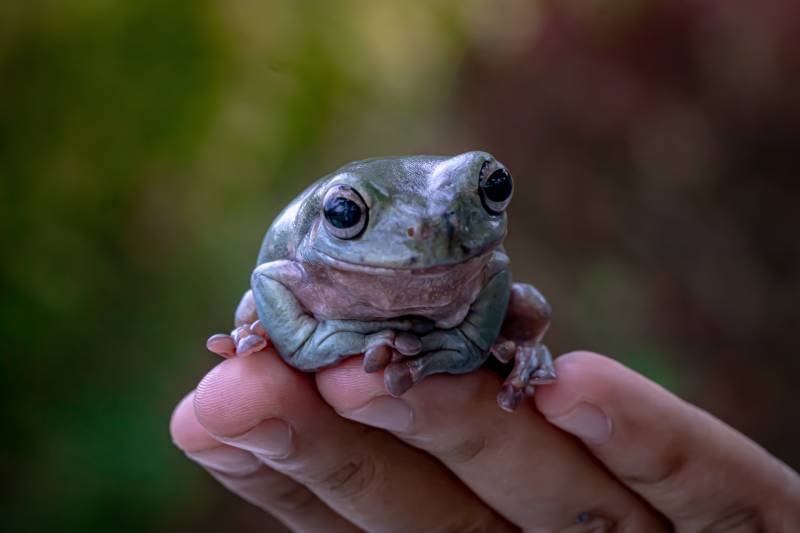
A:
206 319 270 358
493 281 556 411
383 329 487 396
496 341 556 411
207 289 270 358
362 330 423 373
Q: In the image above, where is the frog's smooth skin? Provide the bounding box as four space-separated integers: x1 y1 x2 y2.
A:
207 151 556 410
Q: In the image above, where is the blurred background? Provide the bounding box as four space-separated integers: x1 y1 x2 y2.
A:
2 0 799 531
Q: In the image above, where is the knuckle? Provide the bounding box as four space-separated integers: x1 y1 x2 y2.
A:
442 514 513 533
695 507 763 533
269 481 319 514
622 448 688 487
436 434 490 465
312 453 385 501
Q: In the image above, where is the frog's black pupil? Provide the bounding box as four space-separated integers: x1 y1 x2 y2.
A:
324 197 361 229
482 169 513 202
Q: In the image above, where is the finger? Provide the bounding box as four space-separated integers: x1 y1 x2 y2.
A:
535 351 800 531
317 357 667 531
170 392 356 533
193 350 514 532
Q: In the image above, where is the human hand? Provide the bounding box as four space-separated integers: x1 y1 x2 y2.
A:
170 350 800 531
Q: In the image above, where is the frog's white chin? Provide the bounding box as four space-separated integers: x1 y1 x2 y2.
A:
295 245 502 327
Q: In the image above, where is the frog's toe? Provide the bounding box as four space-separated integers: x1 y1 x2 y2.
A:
237 334 267 357
490 339 516 363
530 344 557 384
384 362 416 396
532 366 557 384
394 332 422 356
497 384 524 412
497 375 530 412
208 320 269 358
363 345 394 373
228 322 268 356
250 319 267 338
206 334 236 358
363 330 421 369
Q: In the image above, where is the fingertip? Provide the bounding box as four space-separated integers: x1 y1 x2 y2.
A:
170 390 222 453
194 349 311 438
534 351 630 418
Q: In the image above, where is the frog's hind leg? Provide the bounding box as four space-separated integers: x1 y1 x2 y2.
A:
206 290 270 358
497 342 556 411
495 282 557 411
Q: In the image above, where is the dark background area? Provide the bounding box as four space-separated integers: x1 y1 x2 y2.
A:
1 1 798 531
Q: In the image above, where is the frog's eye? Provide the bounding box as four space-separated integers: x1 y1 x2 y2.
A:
322 185 368 239
479 162 513 214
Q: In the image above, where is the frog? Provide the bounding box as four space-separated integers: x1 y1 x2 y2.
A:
207 151 556 411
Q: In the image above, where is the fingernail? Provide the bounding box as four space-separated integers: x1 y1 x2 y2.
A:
217 419 294 458
348 396 413 432
186 447 262 476
548 402 612 445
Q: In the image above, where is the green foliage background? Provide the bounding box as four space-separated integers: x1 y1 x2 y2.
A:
0 2 477 530
2 1 798 531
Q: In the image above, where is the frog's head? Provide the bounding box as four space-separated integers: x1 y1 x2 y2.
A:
304 151 512 273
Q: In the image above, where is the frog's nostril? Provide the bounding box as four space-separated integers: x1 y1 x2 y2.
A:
406 227 415 238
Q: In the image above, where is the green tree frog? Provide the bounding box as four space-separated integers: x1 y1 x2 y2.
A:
207 151 556 410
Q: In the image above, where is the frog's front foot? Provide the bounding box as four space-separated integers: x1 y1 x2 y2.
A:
382 329 487 397
206 320 270 358
362 330 423 373
496 341 556 412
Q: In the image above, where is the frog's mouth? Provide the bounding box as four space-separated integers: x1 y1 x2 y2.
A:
311 241 500 277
